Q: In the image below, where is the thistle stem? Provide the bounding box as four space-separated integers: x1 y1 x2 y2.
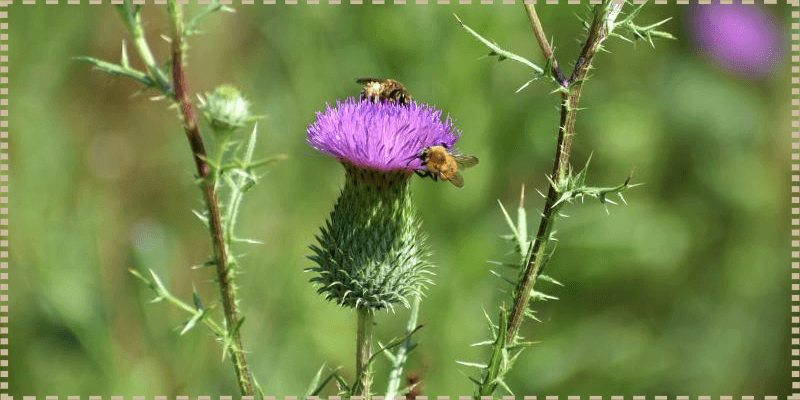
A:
524 4 565 84
355 307 375 399
165 1 255 396
114 1 171 94
384 291 422 399
505 0 623 347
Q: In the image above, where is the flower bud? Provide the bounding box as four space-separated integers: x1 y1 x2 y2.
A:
200 85 252 137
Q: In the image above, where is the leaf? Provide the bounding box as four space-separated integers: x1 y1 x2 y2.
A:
530 289 559 301
377 341 397 363
244 123 258 165
366 324 424 367
515 79 535 93
185 0 236 37
220 317 246 361
332 370 350 393
192 209 209 225
454 14 544 74
307 367 346 397
248 154 289 170
456 360 488 369
477 307 509 395
191 285 204 310
179 308 211 335
496 378 514 396
74 56 155 87
253 375 266 398
516 186 528 252
538 274 563 286
232 237 264 245
497 200 520 242
488 269 515 286
129 268 153 287
304 364 326 398
487 260 521 270
148 269 169 295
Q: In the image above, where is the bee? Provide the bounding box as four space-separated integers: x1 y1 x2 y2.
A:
414 145 478 188
356 78 413 105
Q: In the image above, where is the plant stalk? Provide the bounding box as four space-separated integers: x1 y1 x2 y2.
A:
384 292 422 399
355 307 375 399
524 4 565 84
505 1 623 345
114 1 171 94
166 1 255 396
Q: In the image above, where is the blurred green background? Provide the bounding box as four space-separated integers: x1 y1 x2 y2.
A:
10 3 793 397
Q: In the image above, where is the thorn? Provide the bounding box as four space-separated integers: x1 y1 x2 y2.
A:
519 184 526 209
161 34 172 43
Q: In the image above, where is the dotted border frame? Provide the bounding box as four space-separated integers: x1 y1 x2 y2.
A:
6 1 799 399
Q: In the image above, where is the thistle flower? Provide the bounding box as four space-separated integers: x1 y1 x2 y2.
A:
686 3 784 79
306 98 461 310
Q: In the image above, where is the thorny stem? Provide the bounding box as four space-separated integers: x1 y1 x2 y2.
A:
384 292 422 399
355 307 375 399
505 1 623 345
524 4 565 84
166 1 255 396
114 2 171 94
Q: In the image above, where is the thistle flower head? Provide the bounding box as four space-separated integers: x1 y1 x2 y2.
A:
305 97 462 310
199 85 254 136
687 3 784 79
307 97 461 171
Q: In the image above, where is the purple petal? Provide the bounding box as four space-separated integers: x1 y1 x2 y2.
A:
307 98 461 171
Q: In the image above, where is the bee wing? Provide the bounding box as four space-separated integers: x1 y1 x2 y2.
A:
356 78 384 84
453 153 479 169
449 172 465 188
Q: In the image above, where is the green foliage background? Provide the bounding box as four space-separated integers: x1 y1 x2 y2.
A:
10 3 793 396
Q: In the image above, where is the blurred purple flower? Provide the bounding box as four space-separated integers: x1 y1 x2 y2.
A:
307 98 460 171
687 3 784 78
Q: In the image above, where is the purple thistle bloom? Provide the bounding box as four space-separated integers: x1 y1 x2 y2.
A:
305 97 451 310
307 97 461 171
686 3 784 79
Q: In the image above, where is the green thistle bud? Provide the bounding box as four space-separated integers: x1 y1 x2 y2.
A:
308 163 430 310
199 84 253 137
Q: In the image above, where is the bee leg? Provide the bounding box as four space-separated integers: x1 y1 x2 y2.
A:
414 170 439 183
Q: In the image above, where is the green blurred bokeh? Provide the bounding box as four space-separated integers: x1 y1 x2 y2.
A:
10 3 793 396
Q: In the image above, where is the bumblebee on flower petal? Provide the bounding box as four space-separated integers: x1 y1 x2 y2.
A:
356 78 413 105
414 145 478 188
